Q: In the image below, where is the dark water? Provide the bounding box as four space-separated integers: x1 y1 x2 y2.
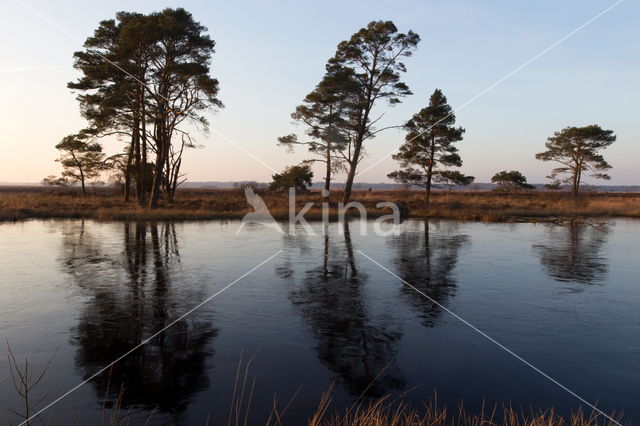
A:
0 219 638 424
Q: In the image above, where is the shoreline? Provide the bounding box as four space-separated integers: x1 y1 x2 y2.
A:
1 187 639 223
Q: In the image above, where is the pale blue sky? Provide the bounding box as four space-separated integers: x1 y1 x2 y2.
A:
0 0 638 184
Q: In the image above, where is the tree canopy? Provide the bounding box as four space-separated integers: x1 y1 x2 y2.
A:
491 170 534 191
435 170 475 189
269 164 314 192
55 135 105 197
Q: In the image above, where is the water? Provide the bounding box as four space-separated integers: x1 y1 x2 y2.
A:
0 219 638 424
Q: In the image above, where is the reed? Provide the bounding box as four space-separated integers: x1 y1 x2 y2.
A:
310 397 624 425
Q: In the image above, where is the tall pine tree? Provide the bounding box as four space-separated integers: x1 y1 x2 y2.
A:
328 21 420 203
277 67 356 192
388 89 471 202
68 8 222 208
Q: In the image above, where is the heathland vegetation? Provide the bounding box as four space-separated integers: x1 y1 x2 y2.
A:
2 187 639 222
3 8 632 221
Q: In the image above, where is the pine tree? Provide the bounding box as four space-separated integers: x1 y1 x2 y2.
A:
55 135 105 197
491 170 534 191
68 8 222 208
388 89 471 202
278 67 355 192
328 21 420 203
535 125 616 197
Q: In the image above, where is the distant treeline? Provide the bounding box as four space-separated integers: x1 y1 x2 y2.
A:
183 182 640 192
30 180 640 193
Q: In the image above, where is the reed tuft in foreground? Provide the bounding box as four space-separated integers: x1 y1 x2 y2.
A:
309 397 624 426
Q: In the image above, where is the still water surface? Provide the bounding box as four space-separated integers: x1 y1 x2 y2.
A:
0 219 638 424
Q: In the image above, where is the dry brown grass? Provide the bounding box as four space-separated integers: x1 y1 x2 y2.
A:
226 356 627 425
1 186 639 222
309 396 625 426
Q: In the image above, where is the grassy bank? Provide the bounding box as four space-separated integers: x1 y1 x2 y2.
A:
1 186 640 222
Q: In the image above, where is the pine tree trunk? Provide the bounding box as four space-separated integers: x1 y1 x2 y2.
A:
139 126 147 206
149 121 167 209
169 157 181 202
343 163 356 203
149 162 163 209
324 146 331 192
124 137 135 202
425 142 435 206
135 72 147 206
124 173 131 201
343 140 362 203
149 146 165 209
133 127 141 203
342 84 371 204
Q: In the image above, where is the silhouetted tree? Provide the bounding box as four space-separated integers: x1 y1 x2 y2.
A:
69 12 155 203
535 125 616 197
491 170 534 191
55 134 105 197
327 21 420 203
69 9 223 208
278 68 355 192
269 164 313 191
145 9 222 207
388 89 469 203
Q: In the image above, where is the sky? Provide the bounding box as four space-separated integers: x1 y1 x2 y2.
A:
0 0 638 185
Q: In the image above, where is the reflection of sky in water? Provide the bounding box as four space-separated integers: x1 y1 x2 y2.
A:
0 219 638 424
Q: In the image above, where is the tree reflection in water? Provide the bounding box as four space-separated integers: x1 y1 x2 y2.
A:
533 220 610 286
389 220 469 328
287 222 405 398
60 221 217 416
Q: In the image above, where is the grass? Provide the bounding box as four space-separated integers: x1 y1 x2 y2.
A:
310 396 625 426
213 353 628 425
1 186 640 222
3 343 627 425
